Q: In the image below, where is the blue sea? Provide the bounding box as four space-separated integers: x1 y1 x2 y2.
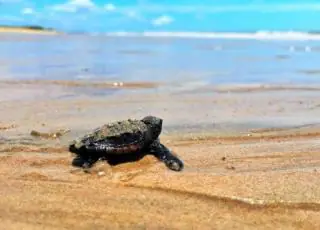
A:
1 32 320 86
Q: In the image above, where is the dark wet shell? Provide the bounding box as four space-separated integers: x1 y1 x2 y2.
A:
72 119 148 150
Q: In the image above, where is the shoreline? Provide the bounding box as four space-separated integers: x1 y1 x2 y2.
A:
1 79 320 92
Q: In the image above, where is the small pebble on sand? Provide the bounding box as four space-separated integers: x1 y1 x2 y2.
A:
98 171 106 176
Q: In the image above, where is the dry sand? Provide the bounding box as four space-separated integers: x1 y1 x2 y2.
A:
0 80 320 229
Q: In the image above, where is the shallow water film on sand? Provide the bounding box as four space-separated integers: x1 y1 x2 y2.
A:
0 33 320 229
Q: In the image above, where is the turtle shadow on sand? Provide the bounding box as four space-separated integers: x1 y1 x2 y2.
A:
102 151 152 166
69 116 184 173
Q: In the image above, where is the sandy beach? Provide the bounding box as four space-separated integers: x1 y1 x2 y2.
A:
0 80 319 229
0 27 59 35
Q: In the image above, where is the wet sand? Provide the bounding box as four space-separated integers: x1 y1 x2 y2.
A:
1 80 320 229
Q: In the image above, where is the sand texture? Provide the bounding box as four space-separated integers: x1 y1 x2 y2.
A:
0 80 320 229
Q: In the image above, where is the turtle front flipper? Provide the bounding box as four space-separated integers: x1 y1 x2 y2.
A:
149 140 184 172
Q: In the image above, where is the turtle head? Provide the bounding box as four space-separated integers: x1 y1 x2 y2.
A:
142 116 163 140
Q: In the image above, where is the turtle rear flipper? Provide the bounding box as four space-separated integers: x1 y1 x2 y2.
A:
71 154 100 173
69 144 79 154
149 141 184 172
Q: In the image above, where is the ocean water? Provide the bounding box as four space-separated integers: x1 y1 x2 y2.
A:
0 33 320 86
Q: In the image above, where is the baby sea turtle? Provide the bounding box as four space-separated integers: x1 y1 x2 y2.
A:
69 116 184 172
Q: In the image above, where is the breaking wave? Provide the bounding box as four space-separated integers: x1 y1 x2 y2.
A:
103 31 320 41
